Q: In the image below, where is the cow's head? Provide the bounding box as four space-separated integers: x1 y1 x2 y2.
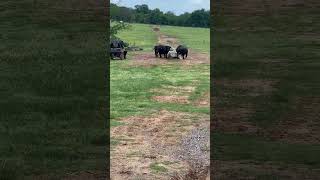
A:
165 46 171 52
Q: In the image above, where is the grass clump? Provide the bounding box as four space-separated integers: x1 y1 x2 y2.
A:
150 162 168 173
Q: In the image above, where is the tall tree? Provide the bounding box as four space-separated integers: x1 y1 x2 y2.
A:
110 3 210 28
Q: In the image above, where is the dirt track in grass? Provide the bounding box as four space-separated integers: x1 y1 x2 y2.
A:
110 26 210 180
126 26 210 67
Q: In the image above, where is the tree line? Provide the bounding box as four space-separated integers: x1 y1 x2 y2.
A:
110 3 210 28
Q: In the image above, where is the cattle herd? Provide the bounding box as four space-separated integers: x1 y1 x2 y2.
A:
154 45 188 59
110 39 189 60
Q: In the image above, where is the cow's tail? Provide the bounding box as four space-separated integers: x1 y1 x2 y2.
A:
186 51 188 58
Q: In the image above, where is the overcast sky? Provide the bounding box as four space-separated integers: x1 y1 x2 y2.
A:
110 0 210 15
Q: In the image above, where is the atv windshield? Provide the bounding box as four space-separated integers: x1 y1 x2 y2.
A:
111 40 125 48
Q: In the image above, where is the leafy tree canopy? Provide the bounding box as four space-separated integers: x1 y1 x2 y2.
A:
110 3 210 28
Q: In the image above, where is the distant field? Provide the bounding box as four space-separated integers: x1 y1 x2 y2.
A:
161 25 210 53
117 23 210 53
117 23 157 51
111 23 210 124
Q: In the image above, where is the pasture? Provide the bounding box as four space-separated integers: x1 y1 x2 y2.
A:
160 25 210 53
116 23 158 51
110 23 210 179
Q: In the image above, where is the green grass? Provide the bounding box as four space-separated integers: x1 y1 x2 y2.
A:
0 1 107 179
149 162 168 173
116 23 210 53
160 25 210 53
116 23 158 51
111 62 210 121
111 23 210 130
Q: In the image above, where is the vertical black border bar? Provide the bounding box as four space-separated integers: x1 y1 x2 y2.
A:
105 0 110 179
210 0 215 178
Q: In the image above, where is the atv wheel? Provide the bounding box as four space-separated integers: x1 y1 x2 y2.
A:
120 53 124 60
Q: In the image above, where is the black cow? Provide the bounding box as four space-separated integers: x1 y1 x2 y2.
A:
176 45 188 59
154 45 171 58
154 45 160 57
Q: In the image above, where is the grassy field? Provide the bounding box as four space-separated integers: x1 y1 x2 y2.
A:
111 23 210 124
116 23 210 53
213 6 320 178
110 23 210 178
0 1 107 179
117 23 158 51
161 25 210 53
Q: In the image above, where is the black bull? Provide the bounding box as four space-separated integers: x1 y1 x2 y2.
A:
154 45 171 58
176 45 188 59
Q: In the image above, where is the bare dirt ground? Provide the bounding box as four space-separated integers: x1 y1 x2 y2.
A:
111 27 210 179
151 85 195 105
111 111 209 180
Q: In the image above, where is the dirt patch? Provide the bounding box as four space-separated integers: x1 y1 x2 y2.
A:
158 33 179 47
152 25 160 32
151 85 195 95
127 52 170 67
194 92 210 107
265 97 320 144
150 85 204 105
151 85 196 104
152 95 190 104
128 51 209 67
213 160 320 180
111 110 209 180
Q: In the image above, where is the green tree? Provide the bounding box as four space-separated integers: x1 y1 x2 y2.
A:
110 20 131 40
110 3 210 28
134 4 149 14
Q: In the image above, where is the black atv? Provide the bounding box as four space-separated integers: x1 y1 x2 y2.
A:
110 40 127 60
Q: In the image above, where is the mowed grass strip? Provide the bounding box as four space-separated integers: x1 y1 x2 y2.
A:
116 23 158 51
160 25 210 53
111 23 210 124
111 62 210 123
